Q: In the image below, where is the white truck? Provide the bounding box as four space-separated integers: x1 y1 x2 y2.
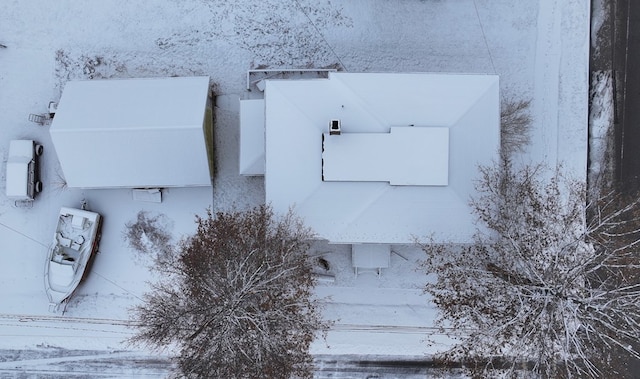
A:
6 140 43 204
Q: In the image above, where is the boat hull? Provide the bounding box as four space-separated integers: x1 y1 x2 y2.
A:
44 207 102 312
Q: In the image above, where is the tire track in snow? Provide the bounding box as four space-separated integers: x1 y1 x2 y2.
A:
532 0 561 164
0 313 131 326
0 349 171 377
0 313 134 344
331 323 472 336
0 351 146 369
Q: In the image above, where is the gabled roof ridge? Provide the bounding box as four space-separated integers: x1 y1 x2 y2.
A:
338 184 391 234
447 76 500 128
296 182 390 239
328 73 391 128
265 81 321 130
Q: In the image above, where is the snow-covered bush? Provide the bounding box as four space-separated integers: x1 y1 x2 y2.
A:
123 210 174 267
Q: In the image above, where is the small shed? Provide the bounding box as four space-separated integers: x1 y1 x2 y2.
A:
50 76 213 189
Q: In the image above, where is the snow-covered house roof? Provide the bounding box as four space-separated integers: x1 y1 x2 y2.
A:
258 72 499 244
50 76 213 189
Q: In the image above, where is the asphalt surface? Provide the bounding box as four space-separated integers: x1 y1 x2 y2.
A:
590 2 640 378
0 347 451 379
604 0 640 190
0 311 449 378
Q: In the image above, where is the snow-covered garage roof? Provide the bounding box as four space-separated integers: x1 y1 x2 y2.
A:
50 76 212 189
262 72 500 244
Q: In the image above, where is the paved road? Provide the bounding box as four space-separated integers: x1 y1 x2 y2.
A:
609 0 640 189
591 3 640 377
0 313 454 378
0 351 451 379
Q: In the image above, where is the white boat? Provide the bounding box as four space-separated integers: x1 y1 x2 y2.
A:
44 206 102 313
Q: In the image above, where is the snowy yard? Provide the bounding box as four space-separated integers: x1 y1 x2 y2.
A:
0 0 591 375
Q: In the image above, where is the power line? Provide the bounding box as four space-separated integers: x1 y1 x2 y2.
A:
0 221 143 302
473 0 497 74
294 0 348 71
0 220 48 248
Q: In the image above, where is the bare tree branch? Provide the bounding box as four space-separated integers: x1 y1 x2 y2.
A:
421 160 640 378
500 97 532 158
129 205 331 379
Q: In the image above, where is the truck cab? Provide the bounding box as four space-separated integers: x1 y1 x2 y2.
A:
6 140 43 203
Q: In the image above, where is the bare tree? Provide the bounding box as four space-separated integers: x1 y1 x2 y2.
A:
421 159 640 378
129 205 330 379
500 98 532 158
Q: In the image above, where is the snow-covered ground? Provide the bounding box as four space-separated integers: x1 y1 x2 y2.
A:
0 0 592 376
